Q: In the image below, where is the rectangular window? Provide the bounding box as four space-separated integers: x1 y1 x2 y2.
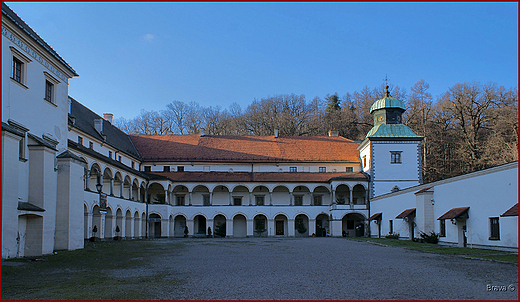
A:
313 195 322 206
390 151 402 164
233 197 242 206
177 166 184 172
439 219 446 237
290 167 297 172
131 161 135 169
203 195 210 206
255 195 264 206
163 166 170 172
489 217 500 240
44 80 54 103
12 57 23 83
319 167 326 173
294 195 303 206
203 166 210 172
89 141 93 149
78 136 83 146
118 156 122 162
144 166 151 172
346 167 353 173
389 220 394 234
363 156 367 168
176 195 185 206
108 151 112 159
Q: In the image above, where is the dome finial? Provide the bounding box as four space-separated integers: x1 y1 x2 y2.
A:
385 85 390 97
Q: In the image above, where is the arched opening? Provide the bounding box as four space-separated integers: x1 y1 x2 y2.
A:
213 214 226 237
133 211 140 238
342 213 366 237
335 184 350 204
102 168 112 195
149 213 162 238
193 215 207 236
212 185 230 206
104 207 113 239
233 214 247 237
174 215 187 237
315 213 329 237
123 176 131 199
115 208 123 238
192 185 210 206
89 164 101 192
141 212 146 237
295 214 309 237
132 180 139 201
313 186 330 206
231 185 249 206
252 185 269 206
353 184 367 205
125 210 132 238
253 214 268 237
148 183 165 204
140 183 146 203
114 172 123 198
84 204 89 239
92 205 101 239
272 186 290 206
169 215 174 237
274 214 288 236
292 186 310 206
173 185 189 206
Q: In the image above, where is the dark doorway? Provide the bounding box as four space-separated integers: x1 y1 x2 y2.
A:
276 220 284 235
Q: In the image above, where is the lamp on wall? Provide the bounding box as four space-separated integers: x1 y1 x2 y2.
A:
431 198 435 205
96 182 103 194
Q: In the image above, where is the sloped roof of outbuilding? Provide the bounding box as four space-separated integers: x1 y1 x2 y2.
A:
437 207 470 220
396 208 416 219
68 97 142 161
131 135 361 163
501 203 518 217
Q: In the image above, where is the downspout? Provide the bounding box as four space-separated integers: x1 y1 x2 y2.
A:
145 181 149 239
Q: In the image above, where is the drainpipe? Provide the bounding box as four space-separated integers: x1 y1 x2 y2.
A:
366 186 370 237
145 181 149 239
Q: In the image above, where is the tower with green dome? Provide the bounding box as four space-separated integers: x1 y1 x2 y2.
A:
358 86 423 198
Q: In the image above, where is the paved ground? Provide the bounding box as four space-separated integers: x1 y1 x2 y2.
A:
141 237 517 300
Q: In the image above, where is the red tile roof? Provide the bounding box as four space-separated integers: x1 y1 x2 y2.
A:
437 207 470 220
150 172 367 183
396 208 416 219
501 203 518 217
130 135 360 163
368 212 382 221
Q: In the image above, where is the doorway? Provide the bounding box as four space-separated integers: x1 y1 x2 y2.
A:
276 220 284 235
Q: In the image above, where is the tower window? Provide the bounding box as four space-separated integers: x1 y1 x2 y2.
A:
319 167 326 173
363 156 367 168
290 167 297 172
163 166 170 172
390 151 402 164
346 167 353 173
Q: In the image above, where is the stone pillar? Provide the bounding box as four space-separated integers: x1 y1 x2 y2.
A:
189 192 193 206
331 188 336 206
309 219 316 236
310 192 314 206
269 192 273 206
331 219 342 237
229 192 233 205
85 212 92 239
289 192 293 206
246 219 254 237
288 219 295 237
249 192 252 206
267 219 275 236
187 219 195 236
207 219 214 236
349 188 353 205
210 192 214 206
226 219 233 237
128 184 133 200
100 213 106 238
164 189 169 205
110 178 114 196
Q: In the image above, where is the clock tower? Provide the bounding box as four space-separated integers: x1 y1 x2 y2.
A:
358 86 423 198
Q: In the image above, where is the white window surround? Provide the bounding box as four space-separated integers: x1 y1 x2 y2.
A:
10 46 31 88
43 71 60 106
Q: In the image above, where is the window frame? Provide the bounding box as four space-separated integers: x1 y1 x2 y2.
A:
176 195 186 206
78 136 83 146
10 47 31 87
163 166 170 172
177 166 185 172
346 167 354 173
489 217 500 240
43 72 60 106
313 195 322 206
294 195 303 206
319 167 326 173
439 219 446 237
390 151 402 164
290 167 297 173
233 197 242 206
255 195 265 206
144 166 151 172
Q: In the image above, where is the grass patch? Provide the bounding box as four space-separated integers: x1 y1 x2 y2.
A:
471 254 519 263
350 237 439 248
2 239 186 300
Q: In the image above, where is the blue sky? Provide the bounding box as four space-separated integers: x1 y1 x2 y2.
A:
6 2 518 120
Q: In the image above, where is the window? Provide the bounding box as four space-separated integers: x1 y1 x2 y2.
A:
203 166 210 172
44 80 54 103
390 151 402 164
313 195 322 206
439 219 446 237
346 167 353 173
78 136 83 146
233 197 242 206
12 56 23 83
144 166 151 172
18 136 26 161
118 156 122 162
290 167 297 173
389 220 394 234
319 167 326 173
489 217 500 240
363 156 367 168
163 166 170 172
255 196 265 206
89 141 93 149
131 161 135 169
294 195 303 206
108 151 112 159
177 166 184 172
203 195 210 206
176 195 185 206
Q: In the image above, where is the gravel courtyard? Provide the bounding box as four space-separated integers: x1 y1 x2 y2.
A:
146 237 517 300
3 237 518 300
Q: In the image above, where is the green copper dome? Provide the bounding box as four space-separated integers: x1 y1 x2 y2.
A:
369 95 406 114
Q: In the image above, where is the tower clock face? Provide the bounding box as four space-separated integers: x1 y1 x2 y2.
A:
378 115 385 122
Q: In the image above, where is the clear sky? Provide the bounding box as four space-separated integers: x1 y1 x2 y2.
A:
5 2 518 120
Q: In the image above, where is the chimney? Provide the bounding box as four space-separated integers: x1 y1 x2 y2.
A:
274 129 279 138
94 118 103 134
328 130 339 137
200 128 205 137
103 113 113 124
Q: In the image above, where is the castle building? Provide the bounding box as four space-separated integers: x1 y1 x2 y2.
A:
2 3 516 258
